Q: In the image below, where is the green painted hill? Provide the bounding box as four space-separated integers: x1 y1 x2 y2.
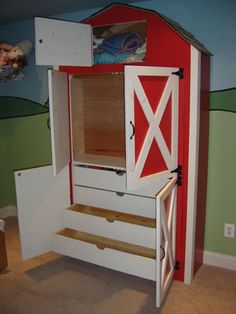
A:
210 88 236 113
0 96 48 119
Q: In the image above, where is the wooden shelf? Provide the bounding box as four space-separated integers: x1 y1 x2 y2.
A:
75 154 125 168
57 228 158 259
68 204 156 228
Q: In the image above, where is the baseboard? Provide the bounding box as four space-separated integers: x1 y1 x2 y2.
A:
0 205 18 218
203 250 236 271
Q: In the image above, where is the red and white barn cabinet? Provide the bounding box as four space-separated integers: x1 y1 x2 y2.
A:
14 4 211 307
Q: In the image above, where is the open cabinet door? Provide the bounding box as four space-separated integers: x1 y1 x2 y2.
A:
125 66 179 190
49 70 70 176
156 175 177 307
15 165 70 260
35 17 92 66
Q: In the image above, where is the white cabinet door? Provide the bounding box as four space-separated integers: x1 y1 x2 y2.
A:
49 70 70 176
35 17 92 66
15 165 70 260
155 175 177 307
125 66 179 190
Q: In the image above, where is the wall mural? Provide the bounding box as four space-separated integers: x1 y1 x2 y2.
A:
0 86 235 257
205 87 236 256
0 87 235 129
0 40 33 83
210 88 236 114
0 96 50 208
0 96 49 119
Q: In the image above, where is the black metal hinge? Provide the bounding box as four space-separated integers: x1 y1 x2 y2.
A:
171 165 182 186
172 68 184 79
175 260 180 270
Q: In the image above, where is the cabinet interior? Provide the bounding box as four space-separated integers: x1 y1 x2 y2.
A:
71 73 126 168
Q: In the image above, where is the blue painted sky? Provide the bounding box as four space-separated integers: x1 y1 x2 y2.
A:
0 0 235 102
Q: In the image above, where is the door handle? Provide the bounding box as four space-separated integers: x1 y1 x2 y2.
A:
130 121 135 139
115 192 125 197
115 169 126 176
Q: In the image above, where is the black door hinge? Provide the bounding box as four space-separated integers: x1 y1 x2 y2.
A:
175 260 180 270
172 68 184 79
171 165 182 186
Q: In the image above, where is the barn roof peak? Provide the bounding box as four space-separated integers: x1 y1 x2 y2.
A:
85 2 211 55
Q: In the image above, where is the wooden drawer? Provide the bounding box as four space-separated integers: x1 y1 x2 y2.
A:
73 165 126 191
73 185 155 218
63 205 155 248
53 230 156 281
72 165 168 197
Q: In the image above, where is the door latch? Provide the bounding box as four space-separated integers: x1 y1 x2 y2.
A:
171 165 182 186
172 68 184 79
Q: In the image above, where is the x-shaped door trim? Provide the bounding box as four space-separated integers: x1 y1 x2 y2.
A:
156 175 177 307
125 66 179 190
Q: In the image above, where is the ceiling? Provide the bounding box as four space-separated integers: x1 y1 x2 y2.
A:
1 0 144 25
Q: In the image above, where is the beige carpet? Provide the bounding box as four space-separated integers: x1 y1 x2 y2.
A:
0 217 236 314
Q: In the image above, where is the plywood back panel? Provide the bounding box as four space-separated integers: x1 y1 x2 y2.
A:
71 73 125 163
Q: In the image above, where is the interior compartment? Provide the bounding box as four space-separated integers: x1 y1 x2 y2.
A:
93 21 146 64
71 73 125 167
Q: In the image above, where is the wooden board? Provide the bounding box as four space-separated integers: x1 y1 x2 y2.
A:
71 73 125 163
57 228 156 259
53 232 156 281
64 203 155 248
49 70 70 176
35 17 92 66
75 153 125 168
73 185 156 218
15 165 70 260
68 204 156 228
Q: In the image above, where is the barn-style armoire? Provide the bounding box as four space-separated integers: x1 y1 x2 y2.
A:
14 4 211 307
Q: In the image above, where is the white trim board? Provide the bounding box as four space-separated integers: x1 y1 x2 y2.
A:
184 46 201 284
0 206 17 218
203 251 236 272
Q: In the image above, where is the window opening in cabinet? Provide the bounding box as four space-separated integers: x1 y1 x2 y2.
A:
93 21 146 65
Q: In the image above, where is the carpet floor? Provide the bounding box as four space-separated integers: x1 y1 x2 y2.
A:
0 217 236 314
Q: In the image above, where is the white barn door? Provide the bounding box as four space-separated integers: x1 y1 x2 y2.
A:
35 17 92 66
156 175 178 307
15 165 70 260
125 66 179 190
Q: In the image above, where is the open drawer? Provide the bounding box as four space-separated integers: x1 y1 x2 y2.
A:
63 203 156 248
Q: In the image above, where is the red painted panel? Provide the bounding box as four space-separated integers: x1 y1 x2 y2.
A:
141 139 168 177
138 76 168 113
194 54 210 274
160 97 172 153
134 93 149 162
60 4 193 282
134 75 173 177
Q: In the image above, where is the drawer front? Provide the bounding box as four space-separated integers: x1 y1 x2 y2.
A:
73 186 155 218
53 233 155 281
73 165 126 191
72 165 168 197
63 208 155 248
